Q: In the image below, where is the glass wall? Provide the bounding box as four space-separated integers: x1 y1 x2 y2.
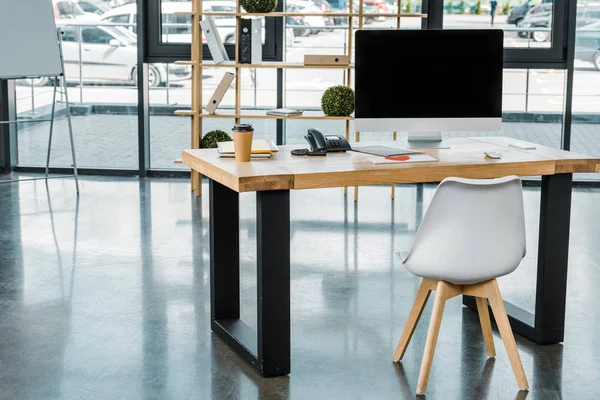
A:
571 0 600 181
15 3 139 169
7 0 599 182
443 0 554 48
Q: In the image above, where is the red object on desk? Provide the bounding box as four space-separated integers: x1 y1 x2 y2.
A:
385 155 411 161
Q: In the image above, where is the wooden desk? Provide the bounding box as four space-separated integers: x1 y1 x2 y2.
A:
183 137 600 377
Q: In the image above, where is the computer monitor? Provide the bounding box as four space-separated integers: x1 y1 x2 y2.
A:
355 29 504 148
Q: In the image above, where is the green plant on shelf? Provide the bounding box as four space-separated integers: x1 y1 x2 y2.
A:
474 0 482 14
405 0 412 13
447 0 454 14
321 85 355 117
201 130 232 149
240 0 278 13
459 0 466 13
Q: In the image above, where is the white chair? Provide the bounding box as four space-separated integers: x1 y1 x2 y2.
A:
394 176 529 395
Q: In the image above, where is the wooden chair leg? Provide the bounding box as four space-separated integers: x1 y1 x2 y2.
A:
486 280 529 390
393 279 435 362
416 281 449 395
476 297 496 357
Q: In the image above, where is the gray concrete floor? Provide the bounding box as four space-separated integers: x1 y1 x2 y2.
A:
14 114 600 180
1 176 600 399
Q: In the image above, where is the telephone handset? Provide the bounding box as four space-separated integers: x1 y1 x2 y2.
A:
304 128 352 152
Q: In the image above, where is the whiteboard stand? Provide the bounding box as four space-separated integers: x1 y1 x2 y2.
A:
0 29 79 194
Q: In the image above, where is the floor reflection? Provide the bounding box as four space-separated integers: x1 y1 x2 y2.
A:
0 177 595 399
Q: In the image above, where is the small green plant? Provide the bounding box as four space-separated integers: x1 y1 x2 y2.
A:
405 0 412 13
240 0 277 13
201 130 232 149
447 0 454 14
321 86 355 117
459 0 466 13
475 0 482 14
502 1 511 14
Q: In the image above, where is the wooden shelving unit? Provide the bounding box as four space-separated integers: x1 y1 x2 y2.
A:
178 0 428 197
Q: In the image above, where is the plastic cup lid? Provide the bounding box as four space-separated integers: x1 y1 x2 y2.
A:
232 124 253 132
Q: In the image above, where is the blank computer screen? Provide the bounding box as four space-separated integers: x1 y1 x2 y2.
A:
355 30 503 119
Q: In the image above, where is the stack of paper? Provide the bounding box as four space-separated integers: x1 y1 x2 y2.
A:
217 139 279 159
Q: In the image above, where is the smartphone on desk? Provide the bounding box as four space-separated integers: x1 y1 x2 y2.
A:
304 128 352 153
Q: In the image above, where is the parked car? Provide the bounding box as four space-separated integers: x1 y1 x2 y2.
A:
101 1 237 43
286 0 329 34
518 2 600 42
328 0 379 25
517 13 552 42
516 3 552 38
507 0 551 25
287 16 311 37
53 0 102 20
76 0 111 15
363 0 389 13
312 0 333 12
311 0 335 30
575 20 600 70
28 21 190 87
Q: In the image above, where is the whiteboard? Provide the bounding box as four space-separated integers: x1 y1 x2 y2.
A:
0 0 62 79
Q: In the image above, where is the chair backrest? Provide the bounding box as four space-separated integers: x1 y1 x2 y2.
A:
403 176 526 284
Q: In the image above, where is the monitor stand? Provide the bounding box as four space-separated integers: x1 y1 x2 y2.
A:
405 132 450 149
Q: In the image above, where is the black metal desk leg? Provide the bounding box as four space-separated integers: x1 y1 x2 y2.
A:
257 190 291 377
209 180 290 377
534 173 573 344
209 180 240 321
464 173 573 345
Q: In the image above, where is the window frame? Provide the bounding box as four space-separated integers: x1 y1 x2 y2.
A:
144 0 284 63
432 0 570 68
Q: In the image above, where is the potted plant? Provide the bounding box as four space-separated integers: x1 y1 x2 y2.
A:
241 0 278 13
321 85 355 117
201 130 232 149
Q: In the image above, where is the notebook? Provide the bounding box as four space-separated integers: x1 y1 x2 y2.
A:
217 139 279 155
351 145 423 157
366 154 438 164
266 108 303 116
219 153 272 159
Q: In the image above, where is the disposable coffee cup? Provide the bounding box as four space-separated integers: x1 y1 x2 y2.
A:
232 124 254 162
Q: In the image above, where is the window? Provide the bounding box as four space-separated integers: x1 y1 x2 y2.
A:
61 26 78 42
55 1 86 18
78 1 110 14
107 15 132 25
161 13 192 41
146 0 281 63
15 3 139 171
442 0 554 49
81 27 115 45
571 0 600 180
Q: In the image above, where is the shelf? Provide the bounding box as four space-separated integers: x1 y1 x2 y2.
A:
201 110 354 120
174 61 199 66
200 61 354 69
200 12 427 18
175 109 354 120
175 109 198 116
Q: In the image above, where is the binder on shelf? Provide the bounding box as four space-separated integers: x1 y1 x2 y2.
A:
206 72 235 114
200 17 229 64
239 18 262 64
